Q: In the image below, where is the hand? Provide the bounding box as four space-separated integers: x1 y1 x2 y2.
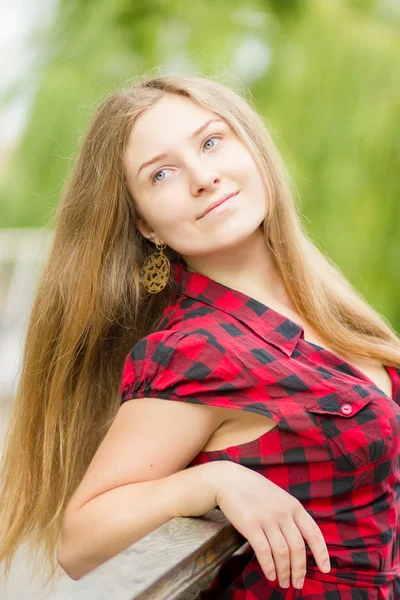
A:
213 462 331 590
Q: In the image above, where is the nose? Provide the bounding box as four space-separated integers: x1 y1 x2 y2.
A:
188 160 221 196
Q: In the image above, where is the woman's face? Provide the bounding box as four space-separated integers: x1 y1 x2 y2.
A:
124 94 267 261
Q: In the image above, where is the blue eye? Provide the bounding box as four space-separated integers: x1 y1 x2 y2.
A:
151 135 221 184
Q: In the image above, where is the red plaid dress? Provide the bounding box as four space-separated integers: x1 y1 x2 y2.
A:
120 260 400 599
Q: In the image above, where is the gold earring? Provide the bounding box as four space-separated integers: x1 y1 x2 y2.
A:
140 242 171 293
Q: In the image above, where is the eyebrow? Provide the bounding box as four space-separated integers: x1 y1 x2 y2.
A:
136 118 224 178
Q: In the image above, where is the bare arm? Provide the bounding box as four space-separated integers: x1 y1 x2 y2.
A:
57 398 228 580
58 395 331 590
58 460 225 580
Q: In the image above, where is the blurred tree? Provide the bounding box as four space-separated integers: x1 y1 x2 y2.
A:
0 0 399 329
253 0 400 326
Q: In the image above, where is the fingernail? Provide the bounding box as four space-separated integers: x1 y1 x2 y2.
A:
295 578 304 589
323 560 330 572
281 580 290 588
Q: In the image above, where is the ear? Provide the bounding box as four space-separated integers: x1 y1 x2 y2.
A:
136 217 163 245
136 216 154 242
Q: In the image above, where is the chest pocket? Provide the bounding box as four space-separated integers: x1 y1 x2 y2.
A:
305 389 393 472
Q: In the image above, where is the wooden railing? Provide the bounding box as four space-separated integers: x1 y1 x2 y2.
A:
79 509 246 599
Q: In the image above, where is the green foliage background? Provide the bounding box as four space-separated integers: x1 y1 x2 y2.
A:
1 0 399 330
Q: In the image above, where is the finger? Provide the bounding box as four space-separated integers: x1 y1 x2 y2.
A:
247 529 276 582
279 521 307 590
294 508 330 574
263 524 291 588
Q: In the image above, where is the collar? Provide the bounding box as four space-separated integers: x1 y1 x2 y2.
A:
171 261 303 357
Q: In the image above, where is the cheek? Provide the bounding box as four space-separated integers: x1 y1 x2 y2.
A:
158 199 189 224
228 147 260 182
148 200 191 236
137 188 187 226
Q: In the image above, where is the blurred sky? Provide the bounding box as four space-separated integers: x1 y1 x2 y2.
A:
0 0 58 165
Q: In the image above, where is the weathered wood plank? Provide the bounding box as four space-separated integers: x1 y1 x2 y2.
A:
79 508 246 600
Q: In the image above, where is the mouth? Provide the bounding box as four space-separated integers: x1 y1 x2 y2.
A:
198 191 239 219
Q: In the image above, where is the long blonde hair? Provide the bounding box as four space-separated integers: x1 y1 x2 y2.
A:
1 71 399 588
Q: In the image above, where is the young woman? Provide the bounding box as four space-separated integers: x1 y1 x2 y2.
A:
0 73 399 599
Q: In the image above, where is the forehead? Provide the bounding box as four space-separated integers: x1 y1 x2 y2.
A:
124 95 226 174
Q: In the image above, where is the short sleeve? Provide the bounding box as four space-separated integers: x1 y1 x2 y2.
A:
119 329 281 422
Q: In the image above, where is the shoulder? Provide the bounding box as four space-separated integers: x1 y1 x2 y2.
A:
119 327 250 407
122 327 240 379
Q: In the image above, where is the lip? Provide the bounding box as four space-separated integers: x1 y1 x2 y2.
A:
198 191 239 219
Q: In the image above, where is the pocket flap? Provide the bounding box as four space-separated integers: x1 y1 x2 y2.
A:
305 391 372 418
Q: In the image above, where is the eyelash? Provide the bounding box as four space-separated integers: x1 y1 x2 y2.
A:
151 135 223 184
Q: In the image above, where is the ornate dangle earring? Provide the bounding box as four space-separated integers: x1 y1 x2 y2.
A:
140 242 171 293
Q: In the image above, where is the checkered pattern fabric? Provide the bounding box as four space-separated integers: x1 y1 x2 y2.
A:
120 260 400 598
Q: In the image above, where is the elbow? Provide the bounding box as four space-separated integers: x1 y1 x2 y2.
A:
57 545 80 581
57 560 81 581
57 536 84 581
57 518 90 581
57 543 92 581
